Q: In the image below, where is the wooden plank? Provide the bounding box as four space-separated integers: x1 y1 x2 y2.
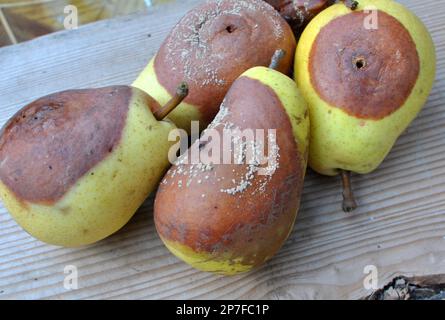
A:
0 0 444 300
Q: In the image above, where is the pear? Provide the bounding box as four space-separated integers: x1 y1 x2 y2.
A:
154 51 309 275
295 0 436 211
133 0 296 132
0 84 188 247
265 0 335 36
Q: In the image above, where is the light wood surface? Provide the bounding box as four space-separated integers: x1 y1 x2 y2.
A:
0 0 444 300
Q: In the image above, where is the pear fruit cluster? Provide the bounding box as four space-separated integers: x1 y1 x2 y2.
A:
133 0 296 132
0 0 436 275
0 0 301 251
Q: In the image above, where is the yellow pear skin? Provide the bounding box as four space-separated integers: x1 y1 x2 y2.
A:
0 86 177 247
295 0 436 177
133 58 201 132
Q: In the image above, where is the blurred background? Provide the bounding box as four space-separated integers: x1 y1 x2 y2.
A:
0 0 175 47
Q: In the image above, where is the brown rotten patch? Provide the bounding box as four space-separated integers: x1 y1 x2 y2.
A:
309 10 420 120
265 0 334 35
154 76 303 268
0 86 149 204
154 0 296 125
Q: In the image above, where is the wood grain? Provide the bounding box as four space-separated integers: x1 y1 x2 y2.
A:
0 0 444 300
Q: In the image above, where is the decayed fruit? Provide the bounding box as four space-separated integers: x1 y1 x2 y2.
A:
0 84 188 247
264 0 335 36
154 52 309 275
133 0 296 132
295 0 436 211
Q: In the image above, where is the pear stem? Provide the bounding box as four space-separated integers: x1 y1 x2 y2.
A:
344 0 359 10
269 49 286 70
153 82 189 121
340 170 358 212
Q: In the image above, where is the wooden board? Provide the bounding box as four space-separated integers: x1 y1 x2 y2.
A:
0 0 444 300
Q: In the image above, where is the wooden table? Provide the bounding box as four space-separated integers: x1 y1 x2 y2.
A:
0 0 444 299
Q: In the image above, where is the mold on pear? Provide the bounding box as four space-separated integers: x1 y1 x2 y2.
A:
133 0 297 132
154 66 309 275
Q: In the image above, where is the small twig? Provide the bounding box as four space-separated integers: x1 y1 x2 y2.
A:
344 0 359 10
269 49 286 70
340 170 358 212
